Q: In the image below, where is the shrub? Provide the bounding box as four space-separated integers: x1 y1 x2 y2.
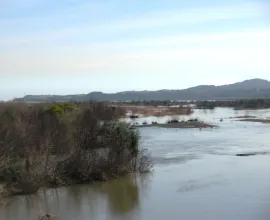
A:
0 102 151 195
0 158 45 195
44 103 75 117
167 119 179 124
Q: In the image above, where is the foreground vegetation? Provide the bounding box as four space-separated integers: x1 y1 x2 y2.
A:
0 102 151 196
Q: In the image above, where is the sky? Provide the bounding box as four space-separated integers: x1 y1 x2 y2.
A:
1 0 270 100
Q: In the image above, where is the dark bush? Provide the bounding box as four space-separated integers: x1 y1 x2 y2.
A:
0 102 151 195
167 119 179 124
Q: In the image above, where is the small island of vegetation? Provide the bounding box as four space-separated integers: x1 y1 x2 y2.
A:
138 118 216 129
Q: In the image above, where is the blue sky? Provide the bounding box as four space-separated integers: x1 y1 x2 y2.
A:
1 0 270 100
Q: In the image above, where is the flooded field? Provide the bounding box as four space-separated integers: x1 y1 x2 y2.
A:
1 108 270 220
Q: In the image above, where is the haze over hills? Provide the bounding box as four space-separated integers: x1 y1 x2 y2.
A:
16 79 270 102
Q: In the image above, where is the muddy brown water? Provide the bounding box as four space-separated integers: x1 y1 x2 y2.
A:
2 108 270 220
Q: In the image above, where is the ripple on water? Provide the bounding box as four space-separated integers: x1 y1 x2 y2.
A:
152 153 199 166
177 178 225 193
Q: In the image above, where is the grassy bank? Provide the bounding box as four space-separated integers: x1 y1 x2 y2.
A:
0 102 152 196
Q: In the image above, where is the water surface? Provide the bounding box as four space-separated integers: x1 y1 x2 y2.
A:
1 108 270 220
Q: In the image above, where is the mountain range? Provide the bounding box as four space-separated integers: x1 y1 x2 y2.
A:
16 78 270 102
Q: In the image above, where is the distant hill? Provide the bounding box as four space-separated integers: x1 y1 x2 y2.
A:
15 78 270 102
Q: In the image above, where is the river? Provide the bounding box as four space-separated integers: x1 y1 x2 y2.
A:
1 108 270 220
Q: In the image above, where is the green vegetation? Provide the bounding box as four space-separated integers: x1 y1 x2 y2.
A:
0 102 151 196
44 103 75 116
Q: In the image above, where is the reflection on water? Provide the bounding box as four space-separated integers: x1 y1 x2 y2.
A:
99 176 139 215
2 108 270 220
0 174 152 220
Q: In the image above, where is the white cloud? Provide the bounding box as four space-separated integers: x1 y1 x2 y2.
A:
2 32 269 76
1 0 270 99
92 30 270 50
98 1 263 31
0 1 266 47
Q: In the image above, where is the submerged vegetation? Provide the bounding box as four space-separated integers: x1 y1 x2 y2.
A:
0 102 152 196
139 118 215 129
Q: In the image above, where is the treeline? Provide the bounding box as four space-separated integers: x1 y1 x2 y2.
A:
114 100 194 107
0 102 151 195
196 99 270 110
